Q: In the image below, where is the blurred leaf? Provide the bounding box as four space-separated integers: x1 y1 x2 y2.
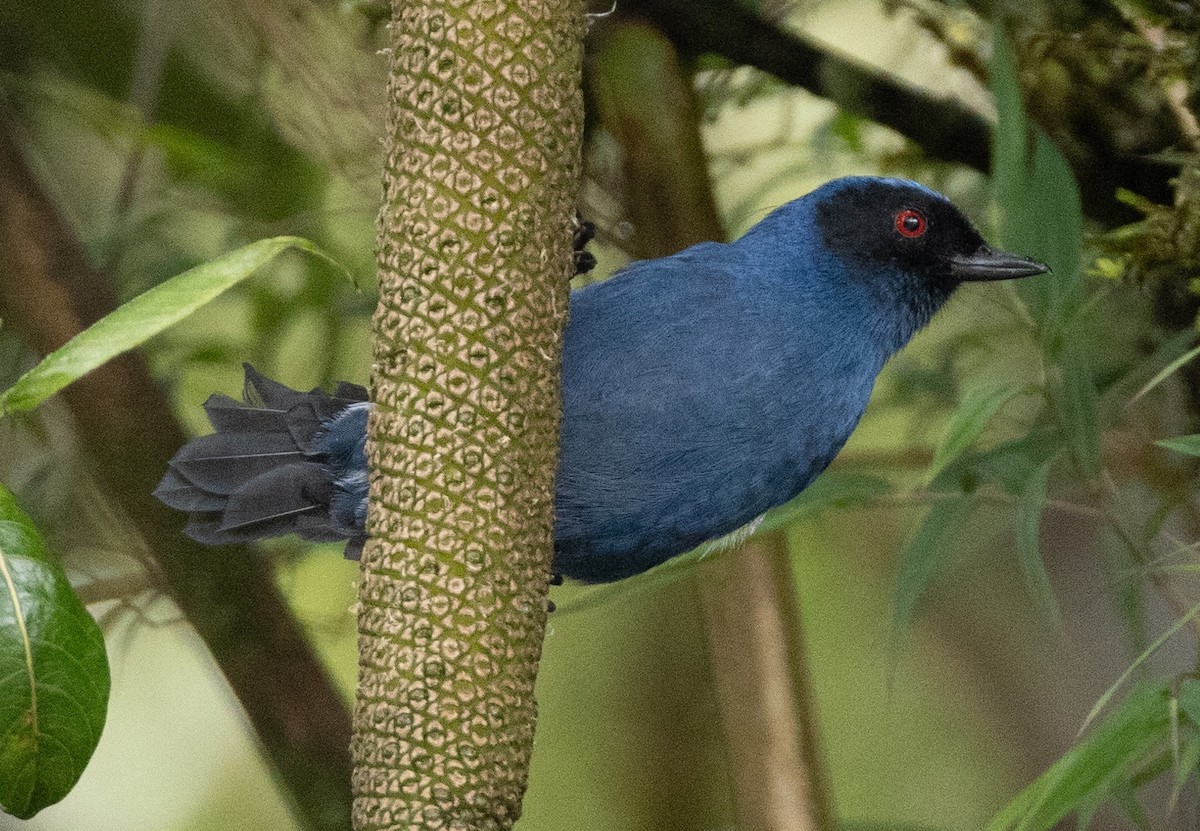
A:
144 124 249 192
891 492 976 646
1108 780 1150 828
1083 599 1200 734
1171 727 1200 808
1105 529 1149 653
1130 339 1200 403
0 237 343 414
756 471 893 535
2 0 327 221
1156 434 1200 457
1060 339 1101 478
1178 679 1200 727
926 383 1029 484
1016 460 1059 620
828 111 866 153
990 17 1028 240
990 20 1083 339
1103 328 1194 412
934 427 1060 495
987 684 1171 831
0 484 109 819
1031 131 1084 339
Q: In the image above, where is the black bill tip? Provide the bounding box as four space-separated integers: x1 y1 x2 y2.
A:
949 246 1050 282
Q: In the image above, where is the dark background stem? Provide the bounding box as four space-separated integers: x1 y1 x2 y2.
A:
592 20 835 829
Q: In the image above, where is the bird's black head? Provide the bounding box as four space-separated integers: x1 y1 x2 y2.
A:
814 177 1049 291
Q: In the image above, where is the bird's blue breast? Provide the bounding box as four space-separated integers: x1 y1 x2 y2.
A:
551 230 886 582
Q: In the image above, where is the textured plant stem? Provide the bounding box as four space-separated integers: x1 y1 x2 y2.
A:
592 21 834 830
0 109 354 831
353 2 583 829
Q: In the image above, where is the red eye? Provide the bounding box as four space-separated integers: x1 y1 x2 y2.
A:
895 208 927 238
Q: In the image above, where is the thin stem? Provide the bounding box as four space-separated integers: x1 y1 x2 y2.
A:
698 534 835 831
1100 470 1200 640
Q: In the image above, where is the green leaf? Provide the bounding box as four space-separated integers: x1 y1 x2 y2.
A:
0 485 110 819
1082 599 1200 735
1108 779 1150 829
926 383 1028 484
987 684 1171 831
756 471 893 535
990 18 1029 246
1156 435 1200 457
891 493 976 647
838 823 949 831
1178 679 1200 728
1171 727 1200 808
990 20 1084 339
1103 328 1194 412
1130 340 1200 403
933 427 1061 496
1030 132 1084 339
1015 460 1059 620
0 237 341 414
1105 530 1148 653
1060 339 1101 478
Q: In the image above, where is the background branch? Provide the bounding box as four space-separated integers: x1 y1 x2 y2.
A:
592 20 834 830
623 0 1177 224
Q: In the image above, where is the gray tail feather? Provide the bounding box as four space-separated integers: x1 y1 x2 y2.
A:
155 364 367 553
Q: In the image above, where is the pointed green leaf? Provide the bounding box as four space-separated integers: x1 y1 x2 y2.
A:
1171 730 1200 808
987 684 1171 831
1031 133 1083 338
1108 779 1150 829
927 383 1028 484
990 20 1083 338
990 18 1029 249
1082 599 1200 735
933 427 1061 495
891 493 976 646
756 471 893 535
1131 340 1200 403
1015 460 1059 620
1060 339 1101 478
1103 327 1194 410
0 485 110 819
1156 435 1200 457
0 237 342 414
838 823 952 831
1178 679 1200 728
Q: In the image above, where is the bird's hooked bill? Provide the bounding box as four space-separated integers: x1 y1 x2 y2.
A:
948 246 1050 281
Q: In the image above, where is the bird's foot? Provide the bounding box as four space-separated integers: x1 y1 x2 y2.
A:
572 212 597 277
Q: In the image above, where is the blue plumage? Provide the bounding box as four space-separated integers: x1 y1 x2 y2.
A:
156 177 1046 583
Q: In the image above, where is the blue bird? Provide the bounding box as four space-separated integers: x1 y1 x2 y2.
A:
155 177 1047 583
